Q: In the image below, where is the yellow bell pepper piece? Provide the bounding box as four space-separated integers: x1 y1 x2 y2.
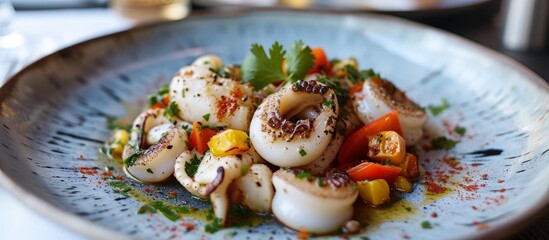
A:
357 179 390 206
110 129 130 155
393 176 413 193
367 131 406 165
207 129 250 156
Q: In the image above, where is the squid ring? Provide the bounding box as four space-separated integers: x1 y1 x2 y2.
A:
249 80 339 167
271 169 358 234
122 109 188 183
352 78 427 145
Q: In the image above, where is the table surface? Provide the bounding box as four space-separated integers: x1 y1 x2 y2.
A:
1 3 548 240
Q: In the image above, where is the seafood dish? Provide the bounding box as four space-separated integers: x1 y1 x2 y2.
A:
102 41 429 235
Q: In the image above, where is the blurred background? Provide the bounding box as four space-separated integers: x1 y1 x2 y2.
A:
0 0 548 239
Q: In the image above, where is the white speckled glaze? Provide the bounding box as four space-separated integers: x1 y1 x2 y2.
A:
0 11 548 240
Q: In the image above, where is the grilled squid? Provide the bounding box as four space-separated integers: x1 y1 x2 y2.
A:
169 64 256 131
174 149 272 224
122 109 188 183
229 163 274 213
352 78 427 145
271 169 358 234
298 130 344 175
249 80 339 167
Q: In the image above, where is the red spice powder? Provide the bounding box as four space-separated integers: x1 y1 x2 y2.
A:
101 171 112 179
216 95 238 120
116 176 124 181
144 187 153 193
431 212 438 218
427 181 446 194
180 222 195 231
481 174 488 180
498 179 505 183
80 167 98 175
460 184 480 192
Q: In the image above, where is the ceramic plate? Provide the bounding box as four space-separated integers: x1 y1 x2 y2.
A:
1 11 548 240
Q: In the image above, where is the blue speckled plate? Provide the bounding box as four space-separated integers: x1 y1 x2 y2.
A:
1 11 549 240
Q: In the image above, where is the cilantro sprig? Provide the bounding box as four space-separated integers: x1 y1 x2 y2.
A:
241 40 315 90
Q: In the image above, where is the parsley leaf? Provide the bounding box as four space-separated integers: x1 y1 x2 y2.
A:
454 126 466 136
147 84 169 107
205 217 223 233
185 154 202 178
323 100 334 107
241 42 286 90
431 136 459 150
241 41 315 90
421 220 433 229
202 113 210 121
124 149 143 167
296 170 314 180
164 101 181 118
285 40 315 82
428 98 449 116
360 68 380 79
299 149 307 157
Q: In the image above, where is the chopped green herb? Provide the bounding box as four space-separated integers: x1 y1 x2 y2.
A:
227 231 237 237
421 220 433 229
316 177 324 187
146 168 154 174
382 159 391 165
110 181 131 196
345 64 362 83
164 101 181 118
203 61 210 65
204 217 223 233
105 166 114 172
175 206 191 214
294 81 302 91
241 165 249 176
360 237 371 240
210 67 229 78
99 147 113 158
185 154 202 178
323 100 334 107
148 201 180 221
147 84 169 107
316 75 349 107
428 98 449 116
299 149 307 157
181 89 185 98
123 150 143 167
296 171 314 180
137 204 155 214
431 136 459 150
202 113 211 121
360 68 380 79
454 126 466 136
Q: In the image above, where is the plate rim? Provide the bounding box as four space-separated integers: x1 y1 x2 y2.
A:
1 9 548 239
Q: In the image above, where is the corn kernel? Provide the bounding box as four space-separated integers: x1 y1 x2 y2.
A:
357 179 390 206
207 129 250 156
113 129 130 145
110 129 130 155
393 176 413 193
